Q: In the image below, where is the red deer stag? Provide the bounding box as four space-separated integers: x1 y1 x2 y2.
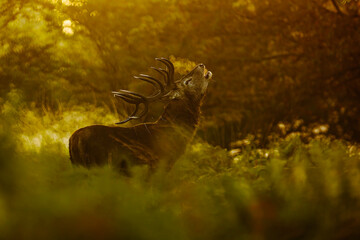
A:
69 58 212 175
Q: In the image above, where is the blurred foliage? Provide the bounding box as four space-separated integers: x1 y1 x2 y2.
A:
1 90 360 239
1 0 360 238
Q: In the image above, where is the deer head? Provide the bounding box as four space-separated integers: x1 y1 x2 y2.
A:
112 58 212 124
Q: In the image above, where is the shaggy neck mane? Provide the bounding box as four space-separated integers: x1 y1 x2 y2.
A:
158 97 203 129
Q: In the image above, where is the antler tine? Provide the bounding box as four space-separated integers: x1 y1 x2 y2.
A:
160 58 175 71
113 94 141 124
113 58 175 124
155 58 175 85
112 90 148 102
162 58 174 82
150 67 169 86
133 101 148 120
137 74 165 94
113 90 149 124
113 93 140 104
115 104 139 124
115 101 149 124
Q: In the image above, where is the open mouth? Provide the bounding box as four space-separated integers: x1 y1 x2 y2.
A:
205 71 212 80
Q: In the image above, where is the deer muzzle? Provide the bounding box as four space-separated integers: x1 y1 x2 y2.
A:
205 71 212 80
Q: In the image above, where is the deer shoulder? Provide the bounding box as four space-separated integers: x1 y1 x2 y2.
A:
69 58 212 175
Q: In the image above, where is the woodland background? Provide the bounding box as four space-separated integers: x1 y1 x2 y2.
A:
1 0 360 239
1 0 360 146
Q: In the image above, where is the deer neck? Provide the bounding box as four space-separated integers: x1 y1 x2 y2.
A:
158 98 202 130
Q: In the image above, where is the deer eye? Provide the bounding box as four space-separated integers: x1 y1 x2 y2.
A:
184 78 192 85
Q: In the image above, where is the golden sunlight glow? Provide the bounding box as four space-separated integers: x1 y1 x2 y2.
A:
62 20 74 35
170 56 196 75
21 134 42 151
19 108 116 152
63 20 72 27
63 27 74 35
62 0 72 6
61 0 85 7
20 130 69 152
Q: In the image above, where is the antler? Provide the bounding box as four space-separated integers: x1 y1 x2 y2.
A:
113 58 175 124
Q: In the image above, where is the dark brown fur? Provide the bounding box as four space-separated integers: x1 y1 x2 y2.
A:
69 63 211 175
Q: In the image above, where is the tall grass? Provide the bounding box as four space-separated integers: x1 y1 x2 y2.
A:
0 90 360 239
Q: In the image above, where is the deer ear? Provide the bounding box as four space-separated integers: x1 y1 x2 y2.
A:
161 90 181 101
170 91 181 100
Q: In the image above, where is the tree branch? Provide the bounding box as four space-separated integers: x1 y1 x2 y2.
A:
219 53 303 64
331 0 344 16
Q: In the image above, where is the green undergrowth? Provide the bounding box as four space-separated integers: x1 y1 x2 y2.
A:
1 96 360 239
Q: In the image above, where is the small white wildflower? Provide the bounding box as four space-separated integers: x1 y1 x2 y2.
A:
229 149 241 157
313 128 320 134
